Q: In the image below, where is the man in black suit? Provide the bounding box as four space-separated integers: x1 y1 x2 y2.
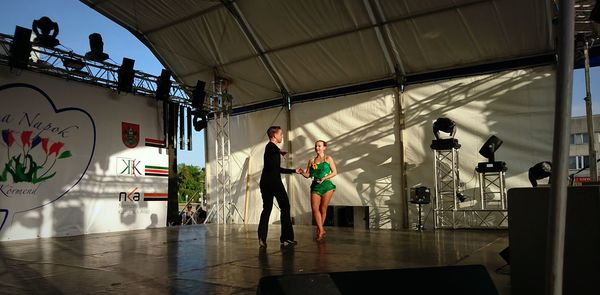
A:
258 126 302 248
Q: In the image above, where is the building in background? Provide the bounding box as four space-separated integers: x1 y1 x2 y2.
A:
570 115 600 184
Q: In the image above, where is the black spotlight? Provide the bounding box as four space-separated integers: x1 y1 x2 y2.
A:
85 33 109 62
9 26 32 70
433 117 456 139
155 69 172 100
528 161 552 187
193 111 208 132
476 135 507 173
32 16 59 48
117 57 135 93
431 117 460 150
591 0 600 23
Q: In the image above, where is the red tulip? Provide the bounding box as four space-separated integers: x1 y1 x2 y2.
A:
21 131 33 147
41 138 49 154
49 142 64 156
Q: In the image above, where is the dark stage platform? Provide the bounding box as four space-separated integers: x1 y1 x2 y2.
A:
0 224 509 294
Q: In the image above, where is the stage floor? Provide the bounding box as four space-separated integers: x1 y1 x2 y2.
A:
0 224 510 294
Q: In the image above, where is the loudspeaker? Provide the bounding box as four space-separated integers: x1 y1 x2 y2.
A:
117 57 135 93
257 265 498 295
9 26 32 69
410 186 431 204
192 80 206 110
591 1 600 23
156 69 172 100
508 186 600 294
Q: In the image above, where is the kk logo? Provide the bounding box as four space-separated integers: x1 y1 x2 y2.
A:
117 157 141 176
121 122 139 148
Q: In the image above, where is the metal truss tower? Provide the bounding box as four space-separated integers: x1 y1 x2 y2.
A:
204 78 243 224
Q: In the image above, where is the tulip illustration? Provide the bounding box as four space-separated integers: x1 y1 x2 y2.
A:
49 142 64 157
21 131 33 148
1 133 72 184
41 138 49 154
2 130 14 147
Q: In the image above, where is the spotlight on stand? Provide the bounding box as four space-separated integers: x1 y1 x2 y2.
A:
85 33 109 62
32 16 59 48
528 161 552 187
410 186 431 230
430 117 460 150
476 135 507 173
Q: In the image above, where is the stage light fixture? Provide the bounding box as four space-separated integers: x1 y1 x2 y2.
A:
433 117 456 140
193 111 208 132
62 56 85 71
476 135 507 173
430 117 460 150
85 33 109 62
528 161 552 187
32 16 59 48
155 69 172 100
479 135 503 162
117 57 135 93
9 26 33 70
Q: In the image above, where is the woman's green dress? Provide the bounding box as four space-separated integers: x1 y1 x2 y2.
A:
310 161 336 196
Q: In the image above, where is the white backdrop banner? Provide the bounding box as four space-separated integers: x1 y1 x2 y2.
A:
0 66 168 241
403 66 556 228
206 65 556 230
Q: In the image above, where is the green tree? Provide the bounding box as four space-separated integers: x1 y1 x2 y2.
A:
177 164 205 204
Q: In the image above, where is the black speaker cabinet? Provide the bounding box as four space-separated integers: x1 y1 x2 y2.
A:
508 186 600 295
257 264 498 295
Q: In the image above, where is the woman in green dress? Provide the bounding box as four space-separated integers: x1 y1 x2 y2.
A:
301 140 337 241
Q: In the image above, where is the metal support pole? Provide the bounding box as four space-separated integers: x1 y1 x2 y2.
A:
547 1 573 294
584 37 597 181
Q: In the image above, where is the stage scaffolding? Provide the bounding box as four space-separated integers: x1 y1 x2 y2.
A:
431 139 508 229
0 33 193 106
204 78 243 224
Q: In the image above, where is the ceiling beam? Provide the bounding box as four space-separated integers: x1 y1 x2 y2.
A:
220 0 290 98
179 0 492 79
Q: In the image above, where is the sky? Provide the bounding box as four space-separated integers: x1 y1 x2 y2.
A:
1 0 599 167
0 0 205 168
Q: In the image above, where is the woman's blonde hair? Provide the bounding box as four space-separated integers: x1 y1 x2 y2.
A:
315 140 327 147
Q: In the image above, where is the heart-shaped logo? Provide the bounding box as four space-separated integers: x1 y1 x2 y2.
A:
0 83 96 219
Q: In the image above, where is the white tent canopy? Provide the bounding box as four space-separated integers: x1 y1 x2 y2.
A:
81 0 555 111
79 0 567 230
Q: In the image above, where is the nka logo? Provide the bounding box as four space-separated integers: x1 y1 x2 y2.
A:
117 157 141 176
119 187 140 202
